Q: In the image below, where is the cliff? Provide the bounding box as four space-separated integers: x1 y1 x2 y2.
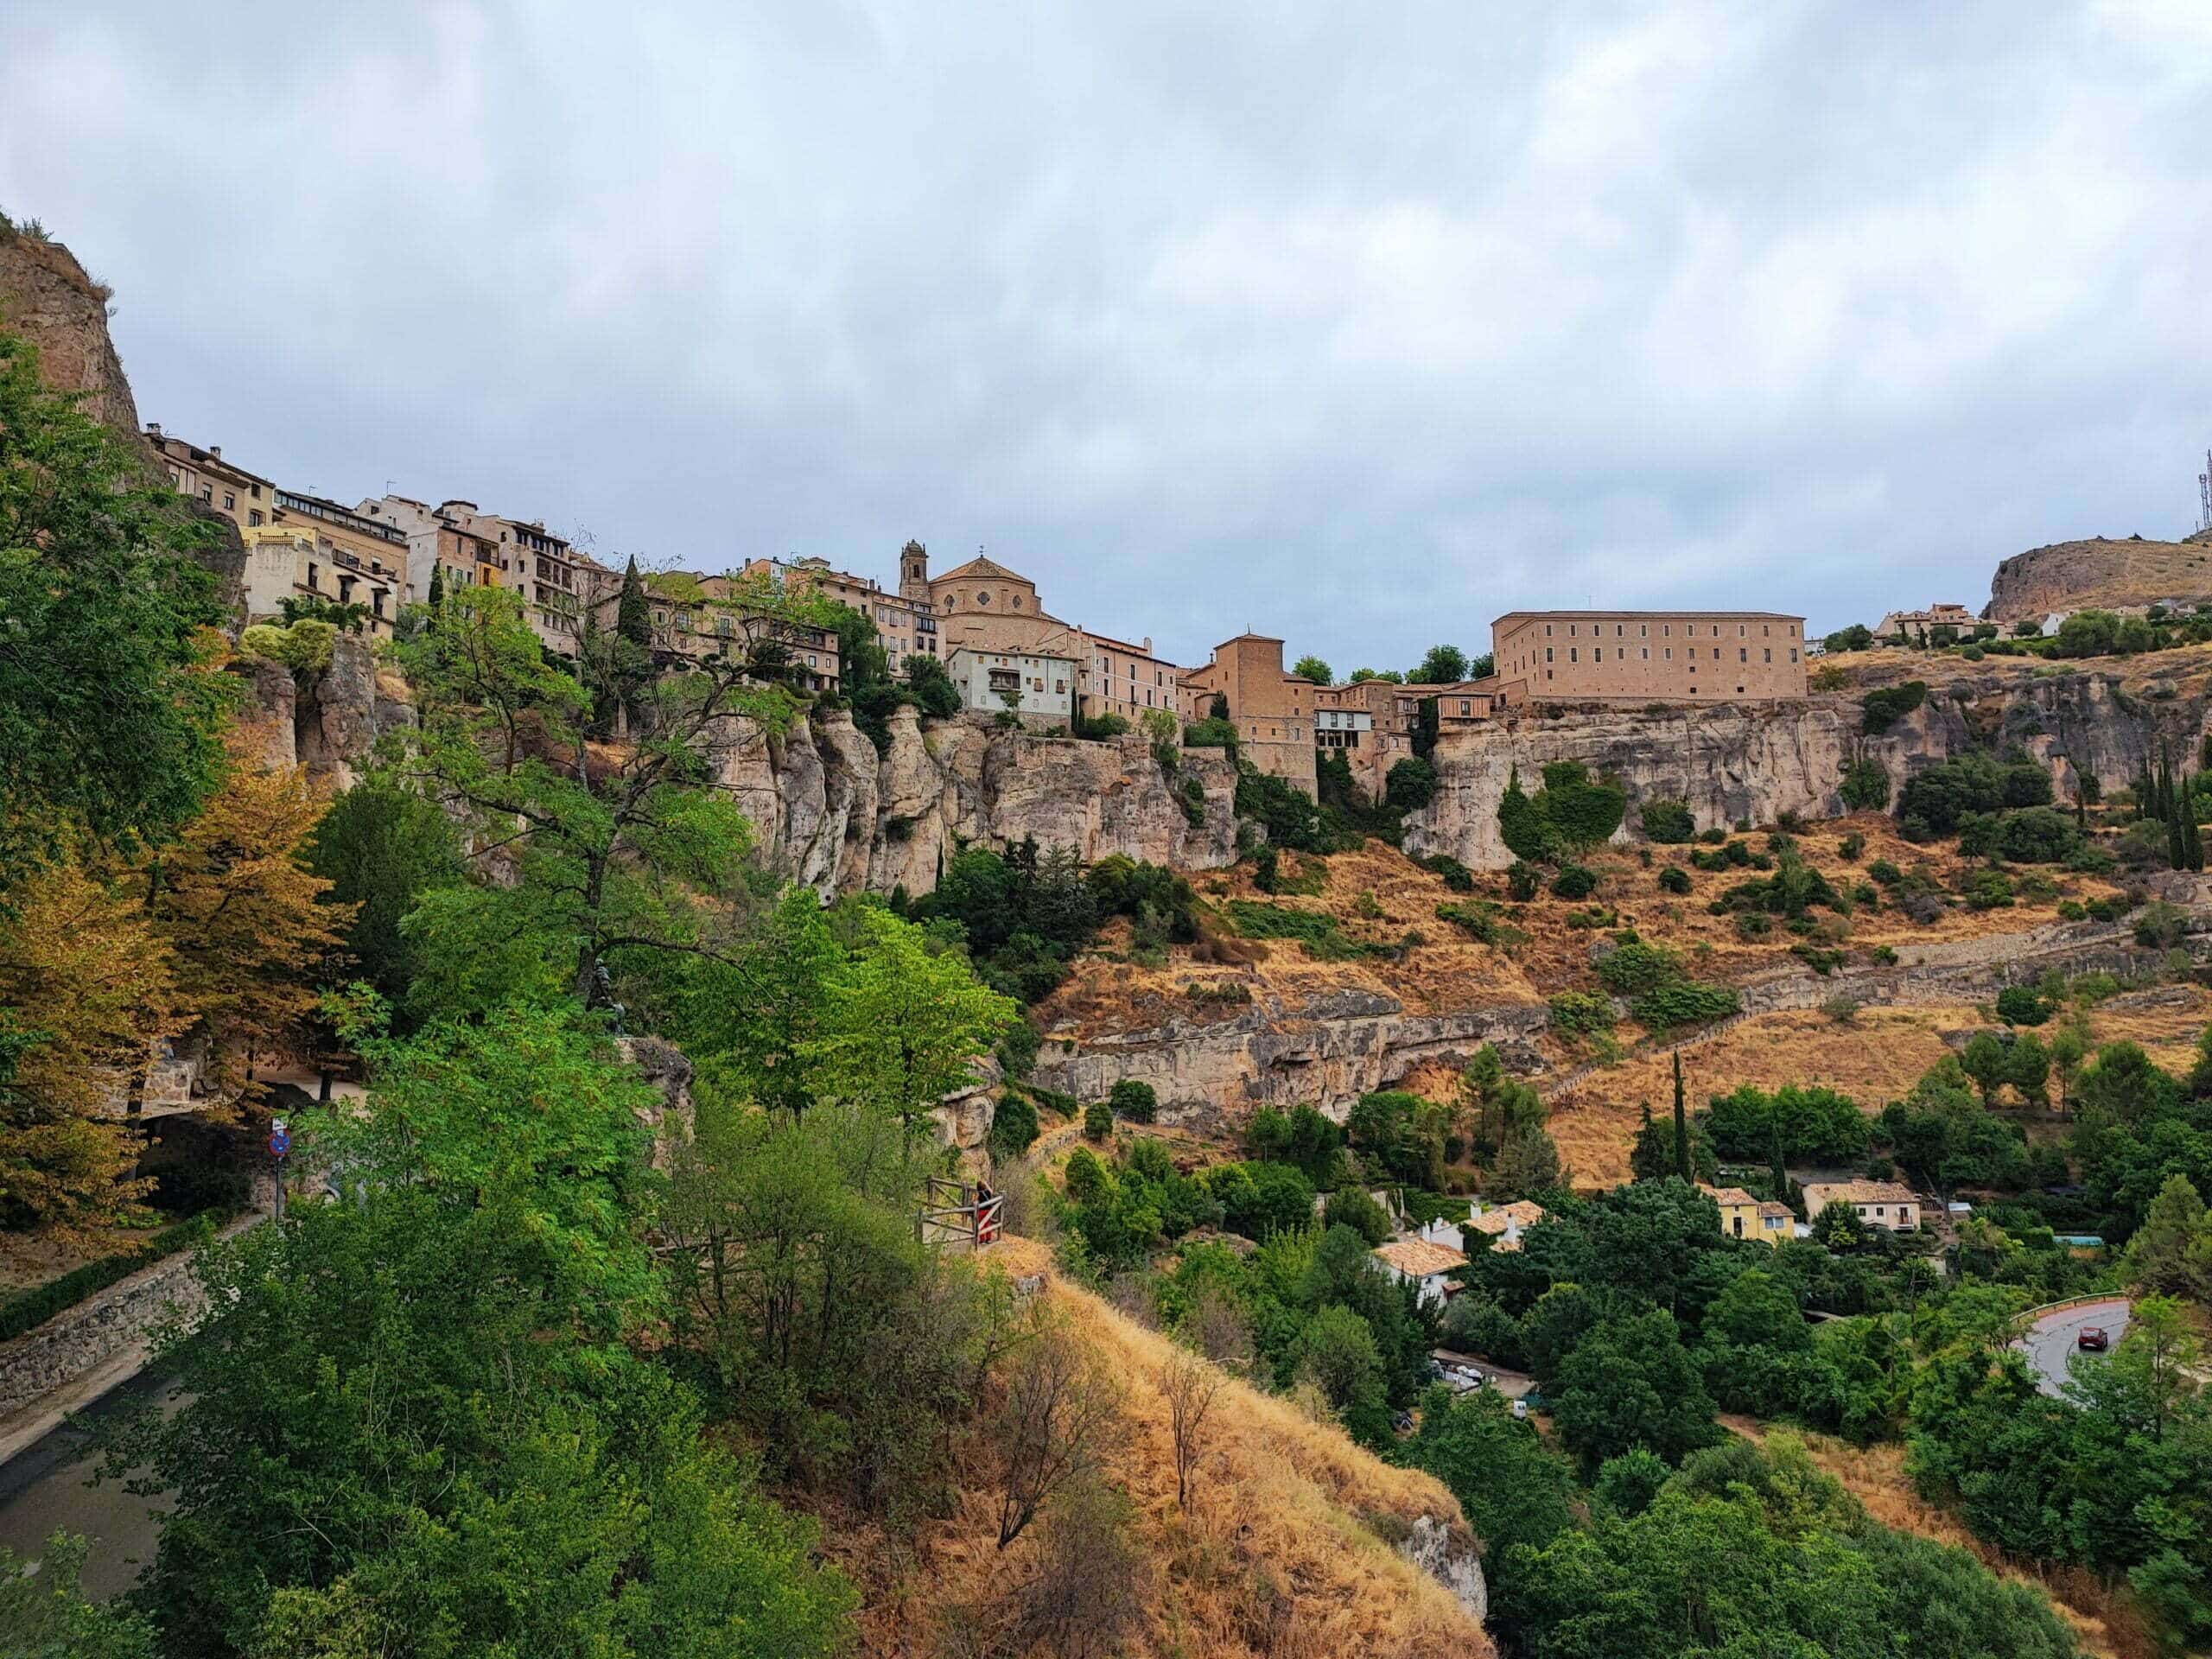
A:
0 224 246 611
1405 672 2208 870
1984 535 2212 622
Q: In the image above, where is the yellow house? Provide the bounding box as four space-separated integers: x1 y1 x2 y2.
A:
1703 1184 1794 1247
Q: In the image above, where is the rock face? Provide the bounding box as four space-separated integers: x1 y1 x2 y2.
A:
1033 991 1549 1128
237 634 416 788
1405 675 2208 870
703 708 1240 894
1984 536 2212 621
1399 1514 1488 1625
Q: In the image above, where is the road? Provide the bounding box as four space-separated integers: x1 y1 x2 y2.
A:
2018 1297 2130 1400
0 1367 175 1599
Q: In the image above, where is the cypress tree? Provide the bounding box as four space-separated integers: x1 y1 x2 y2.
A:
1672 1051 1690 1183
1769 1122 1788 1202
427 561 445 610
615 556 651 649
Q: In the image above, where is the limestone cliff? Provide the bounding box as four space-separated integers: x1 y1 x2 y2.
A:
702 707 1240 893
1405 672 2209 870
1984 535 2212 621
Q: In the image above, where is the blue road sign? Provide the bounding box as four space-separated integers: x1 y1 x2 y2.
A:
269 1128 291 1158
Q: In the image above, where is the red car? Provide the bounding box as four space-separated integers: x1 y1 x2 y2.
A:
2077 1326 2110 1351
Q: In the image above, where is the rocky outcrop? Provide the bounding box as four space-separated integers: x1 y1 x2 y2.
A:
704 708 1240 895
1984 536 2212 621
234 634 416 788
1399 1514 1488 1625
2 227 248 614
1406 673 2209 870
1033 991 1548 1128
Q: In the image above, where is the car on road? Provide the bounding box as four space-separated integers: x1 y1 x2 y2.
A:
2077 1326 2110 1351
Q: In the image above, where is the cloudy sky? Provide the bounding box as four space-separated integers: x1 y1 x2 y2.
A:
5 2 2209 668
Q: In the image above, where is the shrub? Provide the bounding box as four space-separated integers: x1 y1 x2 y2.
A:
1639 798 1695 843
1896 751 2051 837
1631 981 1741 1031
1860 681 1927 734
989 1089 1041 1157
1384 756 1439 810
1505 861 1540 901
1415 853 1476 891
1181 716 1238 749
1867 859 1904 887
1963 868 2015 910
1955 806 2080 864
1083 1102 1113 1141
1548 990 1617 1036
1995 986 2050 1027
1550 864 1596 899
1109 1079 1158 1123
2056 899 2087 920
1735 912 1771 938
1657 865 1692 894
1226 900 1376 960
1437 901 1520 945
1837 831 1866 861
2133 899 2189 947
1073 712 1131 740
1322 1185 1394 1245
1595 940 1685 995
0 1212 221 1343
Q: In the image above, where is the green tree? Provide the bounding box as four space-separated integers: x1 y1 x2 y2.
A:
305 780 466 1015
803 905 1019 1145
1291 654 1332 685
0 329 235 893
2126 1173 2211 1300
1414 645 1469 684
1551 1307 1720 1473
0 1532 156 1658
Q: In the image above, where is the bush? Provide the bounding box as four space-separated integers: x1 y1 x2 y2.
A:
1657 866 1692 894
1181 716 1238 749
1963 868 2015 910
1384 756 1438 811
1109 1079 1158 1123
2133 899 2189 947
1860 681 1927 734
1631 981 1741 1032
1838 831 1866 861
1084 1101 1113 1141
1072 712 1131 740
1896 750 2051 837
1867 858 1903 886
1956 806 2081 864
1505 861 1540 902
1639 798 1695 842
1437 900 1517 944
1995 986 2050 1027
1322 1185 1395 1245
988 1089 1041 1157
1550 864 1597 899
1548 990 1617 1036
1595 940 1685 995
1235 762 1332 853
1414 853 1476 891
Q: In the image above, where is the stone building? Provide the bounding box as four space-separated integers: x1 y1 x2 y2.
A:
741 550 941 664
1179 634 1316 791
1873 602 1976 643
262 490 411 637
145 426 276 530
359 495 510 600
238 521 404 639
588 569 842 694
1491 611 1807 706
473 515 598 654
945 647 1076 726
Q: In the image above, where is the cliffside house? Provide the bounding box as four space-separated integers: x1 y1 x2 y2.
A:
588 570 842 693
741 550 941 664
1466 1198 1548 1254
1873 603 1977 644
359 495 509 600
238 491 410 639
1802 1179 1921 1233
1372 1237 1467 1307
946 647 1076 726
1490 611 1808 706
145 425 275 530
1179 634 1318 792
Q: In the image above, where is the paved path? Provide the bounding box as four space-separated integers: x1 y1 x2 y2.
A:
2018 1297 2130 1399
0 1365 175 1599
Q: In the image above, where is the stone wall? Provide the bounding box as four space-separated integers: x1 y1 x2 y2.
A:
0 1218 257 1424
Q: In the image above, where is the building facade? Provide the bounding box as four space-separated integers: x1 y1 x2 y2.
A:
358 496 510 600
1179 634 1317 791
1491 611 1807 705
741 550 941 664
1873 603 1976 643
945 647 1076 725
1371 1238 1467 1307
238 521 404 637
1703 1185 1794 1246
265 490 411 636
1802 1180 1920 1233
145 426 277 530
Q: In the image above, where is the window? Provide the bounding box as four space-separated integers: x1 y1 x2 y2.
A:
1764 648 1771 663
1615 623 1624 636
223 492 237 511
308 563 319 589
1738 648 1747 663
1592 648 1601 662
1663 647 1671 660
1545 624 1553 636
1662 624 1670 636
1545 647 1554 663
248 510 264 526
1641 647 1649 659
372 589 386 617
200 484 213 502
1738 623 1746 636
1640 623 1648 636
1569 649 1578 662
1789 648 1798 663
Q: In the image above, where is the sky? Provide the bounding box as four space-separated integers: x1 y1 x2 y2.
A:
3 1 2209 669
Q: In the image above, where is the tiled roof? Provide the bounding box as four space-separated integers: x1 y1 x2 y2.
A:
1700 1185 1760 1208
935 554 1029 584
1372 1239 1468 1277
1755 1202 1794 1221
1804 1179 1917 1205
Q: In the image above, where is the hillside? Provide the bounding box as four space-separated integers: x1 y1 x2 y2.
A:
1986 533 2212 622
829 1251 1495 1658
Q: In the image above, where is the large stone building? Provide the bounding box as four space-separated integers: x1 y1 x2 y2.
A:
1872 602 1976 644
1491 611 1807 706
1180 634 1316 791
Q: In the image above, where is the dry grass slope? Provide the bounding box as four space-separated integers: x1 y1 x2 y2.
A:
843 1267 1495 1659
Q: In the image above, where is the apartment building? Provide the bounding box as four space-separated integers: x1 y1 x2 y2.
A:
1491 611 1807 706
358 495 510 600
945 647 1076 726
1180 634 1316 791
471 515 596 653
265 489 410 637
144 426 277 530
588 569 842 694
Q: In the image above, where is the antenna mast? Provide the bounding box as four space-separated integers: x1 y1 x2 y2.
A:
2199 448 2211 534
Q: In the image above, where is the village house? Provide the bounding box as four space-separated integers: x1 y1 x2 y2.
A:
740 549 942 664
1802 1179 1921 1233
1702 1184 1795 1246
358 495 510 600
1491 611 1808 706
1874 603 1978 643
588 569 842 694
257 490 411 638
1371 1237 1467 1307
944 647 1075 726
1465 1198 1548 1254
1179 634 1318 792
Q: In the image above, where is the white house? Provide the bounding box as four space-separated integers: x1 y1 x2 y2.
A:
1802 1179 1921 1233
1466 1198 1548 1255
944 648 1076 726
1371 1238 1467 1307
1416 1217 1465 1253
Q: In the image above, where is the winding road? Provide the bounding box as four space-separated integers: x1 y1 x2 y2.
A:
2017 1297 2130 1400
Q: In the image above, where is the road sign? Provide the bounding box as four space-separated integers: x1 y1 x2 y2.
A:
269 1128 291 1158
